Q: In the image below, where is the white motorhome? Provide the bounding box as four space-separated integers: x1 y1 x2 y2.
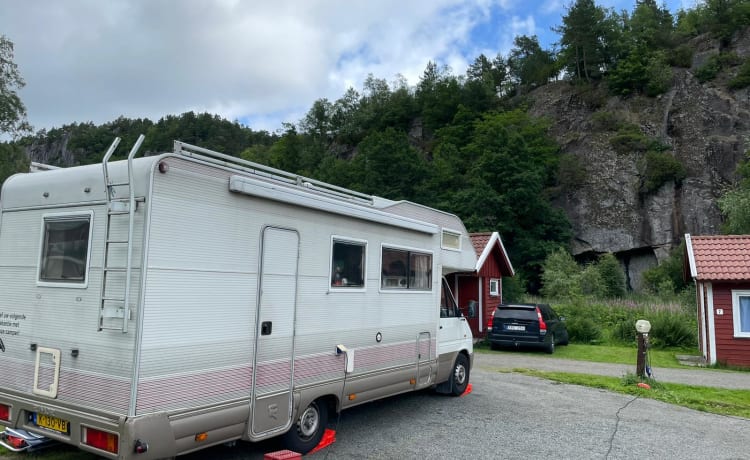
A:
0 137 476 458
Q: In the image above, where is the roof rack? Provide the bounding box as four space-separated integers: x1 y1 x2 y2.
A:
173 140 374 206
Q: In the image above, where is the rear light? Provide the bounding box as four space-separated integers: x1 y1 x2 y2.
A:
487 311 495 330
536 307 547 334
82 426 118 454
0 404 9 422
5 434 27 450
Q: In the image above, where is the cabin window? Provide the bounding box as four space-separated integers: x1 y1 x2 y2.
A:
38 213 93 285
440 278 460 317
331 239 366 288
381 247 432 290
489 278 500 296
732 290 750 338
441 230 461 250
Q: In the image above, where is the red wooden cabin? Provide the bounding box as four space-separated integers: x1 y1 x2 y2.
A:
685 234 750 367
445 232 514 339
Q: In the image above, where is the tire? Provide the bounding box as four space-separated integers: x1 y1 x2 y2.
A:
450 353 470 396
545 334 556 354
282 399 328 454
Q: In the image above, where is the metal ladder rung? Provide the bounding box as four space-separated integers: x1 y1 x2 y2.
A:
106 239 129 244
101 297 125 302
108 181 130 187
104 267 127 272
108 211 130 216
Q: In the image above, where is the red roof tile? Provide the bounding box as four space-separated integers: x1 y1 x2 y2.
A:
686 234 750 281
469 232 492 258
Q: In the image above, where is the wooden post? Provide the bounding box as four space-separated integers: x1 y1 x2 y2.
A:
636 332 646 378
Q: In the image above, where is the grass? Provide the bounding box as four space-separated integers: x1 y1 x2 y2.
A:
509 368 750 419
476 341 703 370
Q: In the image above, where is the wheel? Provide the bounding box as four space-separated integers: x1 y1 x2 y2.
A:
545 334 556 354
282 399 328 454
450 353 470 396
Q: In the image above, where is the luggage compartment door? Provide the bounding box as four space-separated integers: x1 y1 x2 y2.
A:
250 227 299 437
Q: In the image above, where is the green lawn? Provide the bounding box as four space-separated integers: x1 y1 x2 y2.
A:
476 342 701 369
510 369 750 419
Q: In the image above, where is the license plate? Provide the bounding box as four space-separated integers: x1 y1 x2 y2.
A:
34 413 69 434
506 325 525 331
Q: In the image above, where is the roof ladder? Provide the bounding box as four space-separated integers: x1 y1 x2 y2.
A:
99 135 144 333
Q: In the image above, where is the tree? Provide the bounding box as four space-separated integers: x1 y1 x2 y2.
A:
507 35 557 90
0 142 27 188
555 0 610 82
0 35 31 139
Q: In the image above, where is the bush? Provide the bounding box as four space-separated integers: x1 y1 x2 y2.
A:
729 59 750 90
641 151 687 194
591 111 623 131
648 311 697 348
695 55 722 83
644 53 673 97
597 253 626 298
566 317 603 344
668 45 694 68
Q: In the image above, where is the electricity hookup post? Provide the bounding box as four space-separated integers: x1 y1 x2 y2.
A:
635 320 651 379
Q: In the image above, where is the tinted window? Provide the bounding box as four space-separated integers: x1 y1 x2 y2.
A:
331 239 366 288
496 307 537 321
39 215 91 283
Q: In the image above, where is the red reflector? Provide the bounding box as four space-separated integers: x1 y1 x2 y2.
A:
0 404 9 421
83 427 119 454
7 435 27 449
536 307 547 332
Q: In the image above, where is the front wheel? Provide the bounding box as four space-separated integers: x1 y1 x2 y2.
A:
450 353 470 396
282 399 328 454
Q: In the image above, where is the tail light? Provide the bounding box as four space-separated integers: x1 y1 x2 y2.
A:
0 404 9 422
486 311 495 330
82 426 118 454
536 307 547 334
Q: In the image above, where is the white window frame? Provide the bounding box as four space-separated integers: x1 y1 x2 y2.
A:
441 228 462 251
37 210 95 289
489 278 500 297
379 243 434 293
329 235 367 292
731 289 750 338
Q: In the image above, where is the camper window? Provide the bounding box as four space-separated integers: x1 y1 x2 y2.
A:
381 248 432 290
39 214 92 284
331 239 366 288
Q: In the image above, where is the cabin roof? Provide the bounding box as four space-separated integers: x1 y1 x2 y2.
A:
470 231 514 276
685 233 750 281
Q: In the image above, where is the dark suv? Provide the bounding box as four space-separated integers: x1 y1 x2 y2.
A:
487 303 569 354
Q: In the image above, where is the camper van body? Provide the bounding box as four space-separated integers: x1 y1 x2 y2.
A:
0 139 476 458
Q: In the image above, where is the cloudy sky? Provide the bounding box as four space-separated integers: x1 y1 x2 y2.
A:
3 0 697 135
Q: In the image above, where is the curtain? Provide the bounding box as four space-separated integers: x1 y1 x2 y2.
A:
410 254 431 289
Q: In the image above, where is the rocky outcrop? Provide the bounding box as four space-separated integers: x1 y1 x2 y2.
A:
528 31 750 290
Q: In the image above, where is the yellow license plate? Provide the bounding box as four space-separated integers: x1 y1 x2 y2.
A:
35 413 69 434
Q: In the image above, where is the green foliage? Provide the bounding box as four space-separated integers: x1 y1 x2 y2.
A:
0 142 28 188
541 248 583 300
668 45 694 68
641 242 690 294
597 253 626 298
0 35 32 139
729 59 750 89
640 151 687 194
695 52 742 83
501 276 526 303
591 111 623 131
718 188 750 234
648 311 698 348
566 317 603 343
555 0 613 82
556 153 587 192
508 35 557 90
609 125 653 153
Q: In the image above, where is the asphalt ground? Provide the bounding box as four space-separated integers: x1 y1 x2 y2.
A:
2 353 747 460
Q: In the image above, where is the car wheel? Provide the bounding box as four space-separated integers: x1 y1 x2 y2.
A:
282 399 328 454
450 353 470 396
545 334 555 354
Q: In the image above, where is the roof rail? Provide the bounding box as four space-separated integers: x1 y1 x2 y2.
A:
29 162 60 172
173 140 374 206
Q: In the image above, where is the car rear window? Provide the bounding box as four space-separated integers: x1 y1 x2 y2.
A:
496 307 537 321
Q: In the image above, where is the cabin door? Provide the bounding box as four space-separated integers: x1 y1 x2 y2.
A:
250 227 300 437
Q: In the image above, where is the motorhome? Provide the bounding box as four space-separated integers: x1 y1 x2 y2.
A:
0 137 476 458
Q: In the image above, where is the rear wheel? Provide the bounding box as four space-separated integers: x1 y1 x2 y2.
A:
545 334 556 354
282 399 328 454
450 353 470 396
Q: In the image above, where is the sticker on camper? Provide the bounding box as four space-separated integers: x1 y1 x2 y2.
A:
0 311 26 337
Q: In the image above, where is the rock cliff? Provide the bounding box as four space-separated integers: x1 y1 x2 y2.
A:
528 30 750 290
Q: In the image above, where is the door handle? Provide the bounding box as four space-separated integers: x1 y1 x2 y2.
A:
261 321 272 336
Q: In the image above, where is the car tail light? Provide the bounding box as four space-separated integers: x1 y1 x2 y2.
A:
0 403 9 422
536 307 547 334
82 426 118 454
487 311 495 330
